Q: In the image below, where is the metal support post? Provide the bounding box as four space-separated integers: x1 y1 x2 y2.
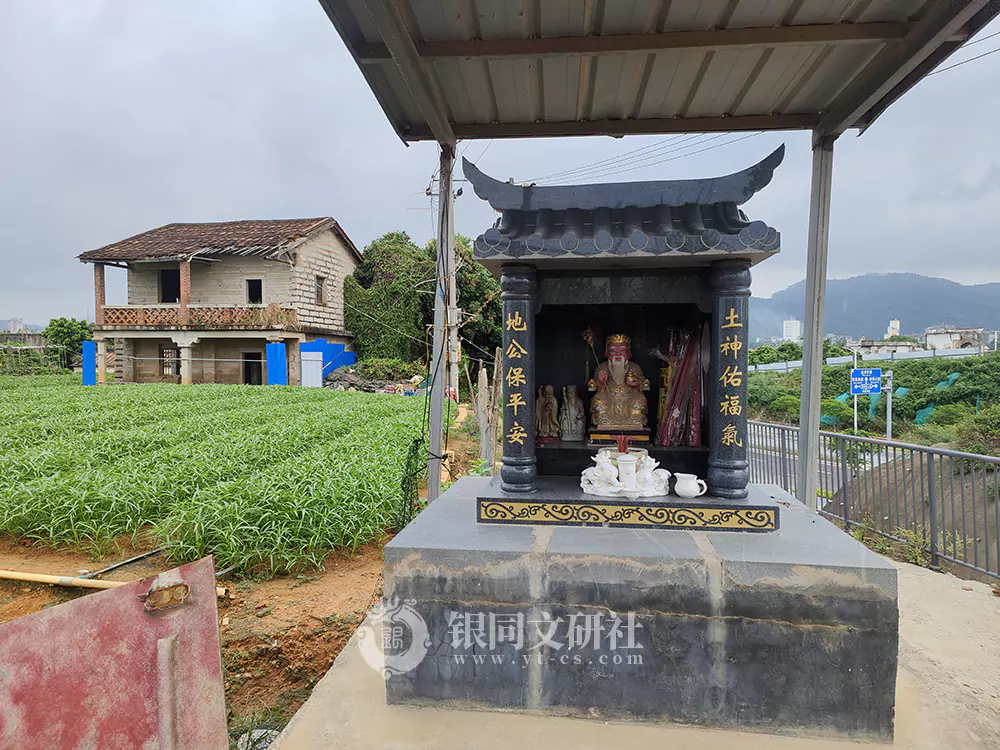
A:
885 370 893 441
797 134 836 510
928 455 939 567
427 144 454 503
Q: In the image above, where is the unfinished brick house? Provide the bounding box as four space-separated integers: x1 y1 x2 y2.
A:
78 218 360 385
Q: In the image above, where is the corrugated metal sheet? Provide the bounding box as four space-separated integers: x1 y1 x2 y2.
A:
319 0 1000 143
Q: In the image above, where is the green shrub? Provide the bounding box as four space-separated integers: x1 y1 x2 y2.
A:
956 406 1000 457
769 395 800 420
355 358 426 382
928 402 973 427
820 398 853 426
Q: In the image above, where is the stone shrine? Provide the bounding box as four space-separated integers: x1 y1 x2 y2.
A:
382 147 898 741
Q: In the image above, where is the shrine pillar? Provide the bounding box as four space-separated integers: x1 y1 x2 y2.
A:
499 264 536 493
707 260 751 499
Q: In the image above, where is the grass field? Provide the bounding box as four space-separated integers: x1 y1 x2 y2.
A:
0 375 424 574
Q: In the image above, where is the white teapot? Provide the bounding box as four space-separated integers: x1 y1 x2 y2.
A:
673 473 708 499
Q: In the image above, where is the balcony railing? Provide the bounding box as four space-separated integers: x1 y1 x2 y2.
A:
99 304 299 329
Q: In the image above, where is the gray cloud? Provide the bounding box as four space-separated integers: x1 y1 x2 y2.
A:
1 1 998 324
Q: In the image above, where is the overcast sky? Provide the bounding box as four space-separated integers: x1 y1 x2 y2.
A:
2 1 999 325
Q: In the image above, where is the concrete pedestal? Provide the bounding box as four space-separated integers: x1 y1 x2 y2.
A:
384 478 898 741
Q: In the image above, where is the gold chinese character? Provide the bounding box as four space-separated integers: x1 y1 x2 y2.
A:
720 335 743 358
507 392 527 416
506 338 527 359
507 421 528 445
505 367 527 387
720 394 742 416
719 365 743 388
721 423 743 447
505 311 527 331
721 308 743 329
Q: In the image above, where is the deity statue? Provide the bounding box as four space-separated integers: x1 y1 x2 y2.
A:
559 384 585 442
587 334 650 430
535 384 561 439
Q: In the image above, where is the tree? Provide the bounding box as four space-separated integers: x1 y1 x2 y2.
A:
344 232 433 361
748 345 781 366
43 318 92 369
423 235 502 363
776 341 803 361
823 339 851 358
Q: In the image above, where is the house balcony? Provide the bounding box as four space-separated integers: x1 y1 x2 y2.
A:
96 304 299 331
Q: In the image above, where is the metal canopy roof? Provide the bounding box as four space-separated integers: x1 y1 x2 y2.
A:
318 0 1000 147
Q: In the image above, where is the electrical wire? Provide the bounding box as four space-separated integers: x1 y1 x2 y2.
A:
927 44 1000 76
525 132 708 184
544 132 764 185
540 133 731 184
962 29 1000 48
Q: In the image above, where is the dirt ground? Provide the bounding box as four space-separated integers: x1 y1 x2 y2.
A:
0 535 388 734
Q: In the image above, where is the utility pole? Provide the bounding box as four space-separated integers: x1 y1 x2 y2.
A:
446 190 460 401
427 145 454 503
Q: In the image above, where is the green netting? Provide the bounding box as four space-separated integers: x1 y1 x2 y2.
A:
868 392 881 420
819 415 838 426
835 393 850 404
935 372 961 390
914 404 936 425
894 386 910 399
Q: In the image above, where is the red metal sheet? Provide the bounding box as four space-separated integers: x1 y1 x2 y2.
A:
0 556 228 749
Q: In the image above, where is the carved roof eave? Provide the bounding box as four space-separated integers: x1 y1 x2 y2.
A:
463 145 784 212
473 224 780 273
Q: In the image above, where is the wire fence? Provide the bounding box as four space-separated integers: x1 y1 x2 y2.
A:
749 421 1000 582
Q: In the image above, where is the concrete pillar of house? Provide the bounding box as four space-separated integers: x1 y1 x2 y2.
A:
287 338 302 387
201 340 216 383
117 338 135 382
96 338 108 385
94 263 106 326
179 345 193 385
179 260 191 326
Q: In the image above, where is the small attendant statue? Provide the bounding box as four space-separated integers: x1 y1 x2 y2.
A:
535 384 561 439
559 384 585 442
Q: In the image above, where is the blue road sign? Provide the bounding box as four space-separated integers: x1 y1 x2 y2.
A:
851 368 882 396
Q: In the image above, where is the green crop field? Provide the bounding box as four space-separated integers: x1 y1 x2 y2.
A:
0 375 424 574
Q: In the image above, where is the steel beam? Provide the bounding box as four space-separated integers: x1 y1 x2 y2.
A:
797 135 835 510
404 114 818 141
816 0 988 142
427 145 454 503
357 23 911 63
363 0 455 147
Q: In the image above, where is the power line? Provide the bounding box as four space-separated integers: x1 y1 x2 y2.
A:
962 29 1000 48
545 132 764 185
927 44 1000 76
525 133 704 184
541 133 731 184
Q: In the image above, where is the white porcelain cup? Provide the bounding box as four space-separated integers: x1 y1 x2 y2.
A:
615 453 638 492
673 473 708 498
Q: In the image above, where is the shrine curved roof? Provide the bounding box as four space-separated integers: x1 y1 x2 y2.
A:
463 145 783 212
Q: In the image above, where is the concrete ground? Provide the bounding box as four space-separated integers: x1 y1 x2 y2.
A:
273 561 1000 750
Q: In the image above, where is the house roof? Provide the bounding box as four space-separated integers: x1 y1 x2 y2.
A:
78 218 362 264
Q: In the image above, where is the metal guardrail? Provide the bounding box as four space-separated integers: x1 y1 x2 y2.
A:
748 346 992 373
749 421 1000 582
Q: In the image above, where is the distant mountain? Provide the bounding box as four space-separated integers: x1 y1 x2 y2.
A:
750 273 1000 340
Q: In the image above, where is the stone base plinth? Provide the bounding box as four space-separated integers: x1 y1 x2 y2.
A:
384 477 898 741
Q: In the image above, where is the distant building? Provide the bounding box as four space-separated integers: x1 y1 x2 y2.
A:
7 317 25 333
782 318 801 341
924 325 987 351
886 319 900 339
